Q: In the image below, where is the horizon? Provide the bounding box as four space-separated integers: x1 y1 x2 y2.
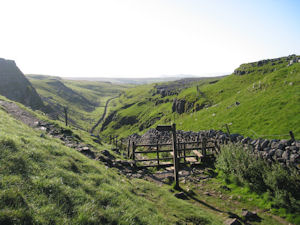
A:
1 0 300 78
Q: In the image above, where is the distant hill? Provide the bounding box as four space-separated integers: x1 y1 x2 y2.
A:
62 74 218 84
0 58 45 110
100 55 300 140
27 75 129 130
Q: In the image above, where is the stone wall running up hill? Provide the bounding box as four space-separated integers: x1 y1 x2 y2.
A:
0 58 45 110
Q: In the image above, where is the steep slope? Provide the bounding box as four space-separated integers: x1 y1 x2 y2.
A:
0 96 222 224
101 55 300 140
28 75 128 130
0 58 45 110
99 77 221 136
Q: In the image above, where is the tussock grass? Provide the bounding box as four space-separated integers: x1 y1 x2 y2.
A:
0 104 221 224
215 143 300 224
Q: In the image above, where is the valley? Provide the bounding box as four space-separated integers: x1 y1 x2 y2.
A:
0 55 300 225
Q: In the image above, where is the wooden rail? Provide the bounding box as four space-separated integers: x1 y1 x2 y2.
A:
129 137 217 168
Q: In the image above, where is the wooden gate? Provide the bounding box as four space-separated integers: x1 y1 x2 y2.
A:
126 124 219 189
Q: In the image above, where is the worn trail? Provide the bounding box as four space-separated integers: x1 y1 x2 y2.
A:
90 96 118 134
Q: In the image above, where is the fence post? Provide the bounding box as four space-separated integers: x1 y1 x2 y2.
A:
132 142 136 160
127 139 131 158
156 141 160 167
214 139 220 154
289 131 295 142
171 123 179 190
109 135 112 144
64 106 68 126
202 137 207 156
183 142 186 163
115 137 118 149
225 124 232 142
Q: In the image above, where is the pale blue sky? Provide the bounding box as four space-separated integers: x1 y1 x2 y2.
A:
0 0 299 77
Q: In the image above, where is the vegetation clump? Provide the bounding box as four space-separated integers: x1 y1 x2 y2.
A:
216 143 300 223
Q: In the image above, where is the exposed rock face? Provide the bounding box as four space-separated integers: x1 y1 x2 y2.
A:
172 98 186 114
0 58 44 110
154 78 205 97
172 98 205 114
234 55 300 76
156 88 178 97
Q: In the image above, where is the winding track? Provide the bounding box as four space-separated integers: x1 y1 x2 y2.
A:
90 96 118 134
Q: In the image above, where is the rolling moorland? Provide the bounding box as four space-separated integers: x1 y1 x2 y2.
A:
0 55 299 225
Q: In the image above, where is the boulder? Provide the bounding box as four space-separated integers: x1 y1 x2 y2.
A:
261 140 269 149
282 150 290 160
275 149 284 158
241 210 261 222
79 147 96 159
225 218 241 225
101 150 115 160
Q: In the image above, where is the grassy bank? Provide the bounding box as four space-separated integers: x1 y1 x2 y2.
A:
0 101 222 224
100 56 300 140
215 144 300 224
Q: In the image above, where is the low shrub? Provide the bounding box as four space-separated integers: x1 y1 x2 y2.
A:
216 143 300 214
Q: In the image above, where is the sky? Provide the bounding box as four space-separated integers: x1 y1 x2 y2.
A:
0 0 300 78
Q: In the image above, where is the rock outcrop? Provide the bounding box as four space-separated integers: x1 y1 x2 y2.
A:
234 55 300 76
0 58 44 110
172 98 186 114
172 98 206 114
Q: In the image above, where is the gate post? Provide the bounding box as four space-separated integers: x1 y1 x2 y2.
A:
202 137 207 156
171 123 179 190
183 142 186 163
127 139 131 158
132 142 136 160
64 106 68 126
156 141 160 167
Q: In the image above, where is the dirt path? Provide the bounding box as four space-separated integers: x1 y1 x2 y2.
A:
0 100 40 127
90 96 118 134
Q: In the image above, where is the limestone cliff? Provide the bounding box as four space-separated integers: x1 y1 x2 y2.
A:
0 58 44 110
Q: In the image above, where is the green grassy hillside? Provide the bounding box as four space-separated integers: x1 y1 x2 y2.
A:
27 75 129 131
0 96 222 224
100 55 300 140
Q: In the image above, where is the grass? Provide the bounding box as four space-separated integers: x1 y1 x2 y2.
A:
0 99 222 224
215 143 300 224
27 75 129 131
100 55 300 140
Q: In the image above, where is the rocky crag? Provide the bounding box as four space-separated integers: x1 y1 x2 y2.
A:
0 58 45 110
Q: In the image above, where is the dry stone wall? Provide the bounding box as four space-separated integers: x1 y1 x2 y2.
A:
127 128 300 170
